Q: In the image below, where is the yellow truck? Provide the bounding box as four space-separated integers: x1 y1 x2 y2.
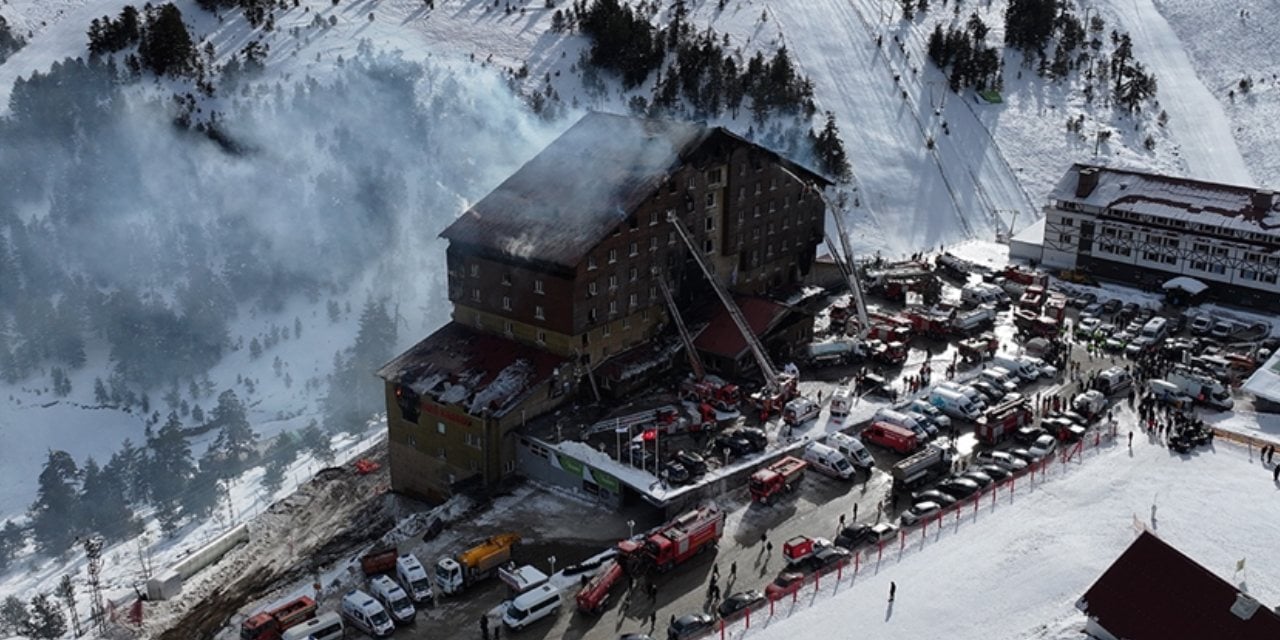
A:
434 533 520 596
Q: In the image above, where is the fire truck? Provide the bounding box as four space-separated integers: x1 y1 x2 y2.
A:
905 306 956 339
974 397 1034 445
1002 265 1049 287
865 339 908 365
679 377 741 413
748 456 807 504
574 559 624 614
957 333 999 363
618 505 725 573
240 596 317 640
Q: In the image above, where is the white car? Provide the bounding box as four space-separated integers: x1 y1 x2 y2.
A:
868 522 899 543
1075 316 1101 338
1028 434 1058 460
900 501 943 527
975 449 1029 471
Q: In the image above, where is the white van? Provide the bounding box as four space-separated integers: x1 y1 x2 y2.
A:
1148 379 1192 406
783 397 821 425
980 366 1021 393
829 387 853 419
1140 316 1168 341
826 432 874 469
803 442 856 480
991 355 1040 382
906 399 952 430
369 574 416 625
961 283 1009 308
502 584 562 630
396 553 433 603
282 612 344 640
927 387 982 421
937 381 986 411
874 408 928 441
1095 367 1133 395
341 589 395 637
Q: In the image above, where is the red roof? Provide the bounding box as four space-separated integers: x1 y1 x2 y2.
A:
376 323 567 418
693 296 790 359
1079 531 1280 640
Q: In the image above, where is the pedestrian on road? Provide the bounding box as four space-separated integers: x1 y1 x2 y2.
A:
853 503 859 522
712 564 720 579
494 625 500 640
839 513 846 529
766 541 773 556
730 561 737 579
480 614 490 640
708 574 718 595
1273 464 1279 482
1128 431 1133 448
649 581 658 600
889 581 896 602
710 584 721 601
649 609 657 630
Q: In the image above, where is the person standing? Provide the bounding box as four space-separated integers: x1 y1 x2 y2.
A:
480 614 490 640
730 561 737 579
889 581 896 602
1273 463 1279 483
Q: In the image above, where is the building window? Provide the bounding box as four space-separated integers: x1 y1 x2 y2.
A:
612 225 621 237
608 248 618 264
649 237 658 252
769 177 777 191
501 273 511 286
649 211 659 226
588 256 598 270
503 321 513 335
704 239 715 254
649 285 657 300
706 167 724 185
623 317 632 330
668 231 676 245
687 176 696 190
534 279 544 294
629 241 638 257
437 422 447 435
588 308 598 323
629 293 638 307
784 195 792 209
705 192 717 209
588 281 598 296
738 187 746 201
535 305 545 320
705 216 715 231
608 275 618 290
768 200 776 214
536 330 546 344
469 264 479 277
472 288 481 302
753 205 760 218
502 296 511 310
754 181 762 195
752 227 761 239
464 433 483 449
609 300 618 315
437 448 447 460
603 323 612 337
768 222 775 235
629 266 638 282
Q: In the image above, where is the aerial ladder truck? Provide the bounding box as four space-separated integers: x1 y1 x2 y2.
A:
666 213 797 419
657 277 740 415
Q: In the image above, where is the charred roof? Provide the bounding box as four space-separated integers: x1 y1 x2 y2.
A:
441 111 830 267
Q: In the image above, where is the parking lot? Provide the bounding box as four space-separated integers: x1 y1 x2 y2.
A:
340 260 1268 640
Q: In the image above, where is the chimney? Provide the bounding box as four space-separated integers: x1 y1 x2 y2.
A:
1076 167 1100 198
1252 189 1274 212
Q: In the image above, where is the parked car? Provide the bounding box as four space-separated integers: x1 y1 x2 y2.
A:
910 488 958 507
1210 321 1234 341
674 450 708 476
713 434 753 458
1008 447 1036 463
1070 292 1098 308
974 450 1029 470
807 546 852 572
936 477 981 499
717 591 767 620
1189 315 1213 335
733 428 769 452
1028 434 1058 459
668 613 716 640
867 523 899 544
1014 424 1047 445
661 461 690 485
970 380 1006 403
1075 317 1101 339
1118 302 1139 322
1169 313 1188 334
959 470 994 488
833 524 874 550
977 464 1011 481
900 501 943 527
1102 299 1123 314
765 572 806 601
1081 302 1105 318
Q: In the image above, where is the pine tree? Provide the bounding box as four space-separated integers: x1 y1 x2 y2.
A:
105 438 149 505
0 521 24 573
93 377 109 404
812 112 852 181
79 457 141 542
300 423 335 465
148 413 194 534
26 593 66 640
0 596 30 636
209 389 257 476
249 336 262 359
55 575 81 638
28 451 80 555
138 3 194 76
181 467 223 522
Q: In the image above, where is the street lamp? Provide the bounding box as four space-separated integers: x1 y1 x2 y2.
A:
627 519 636 539
548 555 557 576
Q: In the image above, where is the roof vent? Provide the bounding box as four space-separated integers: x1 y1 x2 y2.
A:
1252 189 1274 212
1076 167 1100 198
1230 593 1261 621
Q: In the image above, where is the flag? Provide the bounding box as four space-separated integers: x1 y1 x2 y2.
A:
1237 558 1246 573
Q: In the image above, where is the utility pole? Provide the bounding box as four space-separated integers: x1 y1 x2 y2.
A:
85 537 108 635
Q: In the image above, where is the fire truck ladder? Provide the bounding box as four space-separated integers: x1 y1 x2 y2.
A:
667 214 784 391
656 275 706 380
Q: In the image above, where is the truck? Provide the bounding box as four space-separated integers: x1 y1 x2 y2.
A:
1070 390 1108 419
748 456 807 504
240 596 318 640
782 536 827 566
617 505 724 573
953 307 997 335
1166 367 1234 410
574 559 624 615
974 397 1033 445
802 339 864 367
360 547 399 576
434 533 521 595
861 421 919 454
956 332 999 362
891 445 953 489
829 387 853 419
905 306 956 338
680 378 741 412
928 387 983 422
803 442 857 480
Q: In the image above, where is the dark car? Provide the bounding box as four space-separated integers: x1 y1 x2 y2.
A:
960 469 994 488
713 434 753 458
1070 292 1097 308
732 428 769 452
807 546 852 572
936 477 981 499
1014 424 1047 444
1102 298 1123 314
970 380 1006 403
1169 313 1188 334
833 524 874 550
910 488 958 507
765 572 805 601
1008 447 1036 463
860 372 896 399
661 461 690 485
668 613 716 640
626 446 656 469
717 590 767 619
674 450 708 476
977 464 1011 481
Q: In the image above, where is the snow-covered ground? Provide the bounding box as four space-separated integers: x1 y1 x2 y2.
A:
732 409 1280 640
